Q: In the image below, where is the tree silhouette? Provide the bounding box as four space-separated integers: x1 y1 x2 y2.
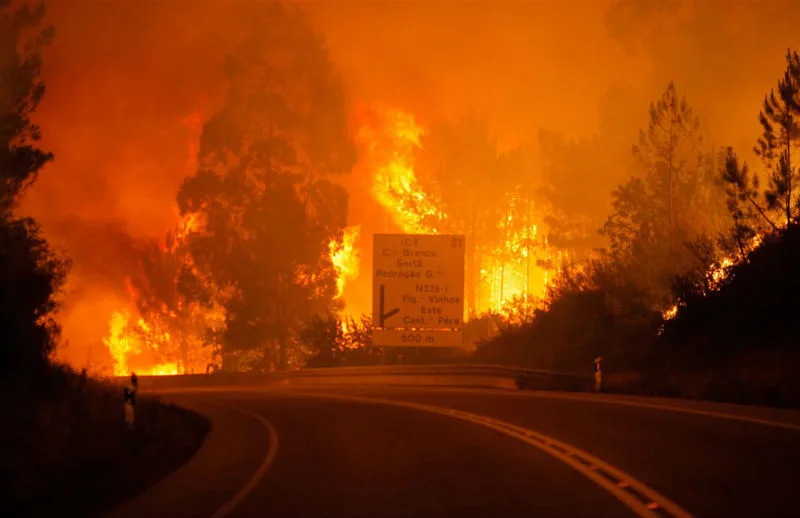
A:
754 49 800 227
0 1 68 382
177 3 354 371
602 82 724 308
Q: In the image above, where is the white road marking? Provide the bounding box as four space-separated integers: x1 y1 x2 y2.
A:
286 391 695 518
210 406 279 518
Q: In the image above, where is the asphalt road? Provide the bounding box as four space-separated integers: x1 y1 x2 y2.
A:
107 383 800 518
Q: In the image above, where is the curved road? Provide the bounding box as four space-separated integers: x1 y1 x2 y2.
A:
107 383 800 518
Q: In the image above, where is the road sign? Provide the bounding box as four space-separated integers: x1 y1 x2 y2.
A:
372 234 465 347
373 328 463 347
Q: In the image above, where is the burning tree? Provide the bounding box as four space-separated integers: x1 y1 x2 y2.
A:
356 105 558 320
176 3 355 371
417 115 509 315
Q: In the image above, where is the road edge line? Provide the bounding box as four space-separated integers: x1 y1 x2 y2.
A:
286 391 694 518
210 406 279 518
513 392 800 431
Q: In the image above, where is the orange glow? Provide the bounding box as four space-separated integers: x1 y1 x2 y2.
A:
102 211 222 376
349 104 558 320
24 0 800 371
330 225 361 299
662 233 765 320
356 104 445 234
482 192 556 315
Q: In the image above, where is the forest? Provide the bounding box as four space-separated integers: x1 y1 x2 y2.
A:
8 2 800 515
4 0 800 402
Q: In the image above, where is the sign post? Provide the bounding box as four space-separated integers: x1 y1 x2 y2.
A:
372 234 465 347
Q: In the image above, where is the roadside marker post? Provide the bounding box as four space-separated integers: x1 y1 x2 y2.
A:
124 373 138 429
594 357 603 392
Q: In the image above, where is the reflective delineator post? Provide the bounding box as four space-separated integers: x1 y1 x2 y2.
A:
594 357 603 392
124 373 138 429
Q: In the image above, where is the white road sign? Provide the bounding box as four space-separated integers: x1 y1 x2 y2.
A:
372 234 465 347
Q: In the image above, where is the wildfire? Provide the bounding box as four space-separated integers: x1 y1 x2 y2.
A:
662 233 765 321
482 192 555 314
356 103 445 234
353 103 559 321
329 225 360 299
104 310 180 376
102 210 221 377
171 211 203 251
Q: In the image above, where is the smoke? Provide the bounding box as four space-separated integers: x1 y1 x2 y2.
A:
24 0 239 369
20 0 800 370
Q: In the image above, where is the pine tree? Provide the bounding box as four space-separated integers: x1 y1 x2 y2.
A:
755 49 800 227
719 148 778 253
0 0 54 214
602 82 724 308
632 82 704 247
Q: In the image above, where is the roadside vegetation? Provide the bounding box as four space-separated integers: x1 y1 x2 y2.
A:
0 3 208 516
473 49 800 408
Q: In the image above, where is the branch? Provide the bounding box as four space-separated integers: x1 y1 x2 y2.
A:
746 195 781 232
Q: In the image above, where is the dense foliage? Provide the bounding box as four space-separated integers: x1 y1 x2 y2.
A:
174 3 355 370
0 0 68 384
479 50 800 405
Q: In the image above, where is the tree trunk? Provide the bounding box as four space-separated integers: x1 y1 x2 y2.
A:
499 259 505 305
466 208 477 317
525 199 533 301
786 135 792 226
667 114 676 252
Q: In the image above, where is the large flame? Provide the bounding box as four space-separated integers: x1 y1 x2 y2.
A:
356 104 445 234
330 225 361 299
104 310 181 376
352 103 558 320
103 211 221 376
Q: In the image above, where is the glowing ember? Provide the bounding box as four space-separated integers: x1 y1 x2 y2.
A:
662 233 764 320
662 303 679 320
330 225 361 299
